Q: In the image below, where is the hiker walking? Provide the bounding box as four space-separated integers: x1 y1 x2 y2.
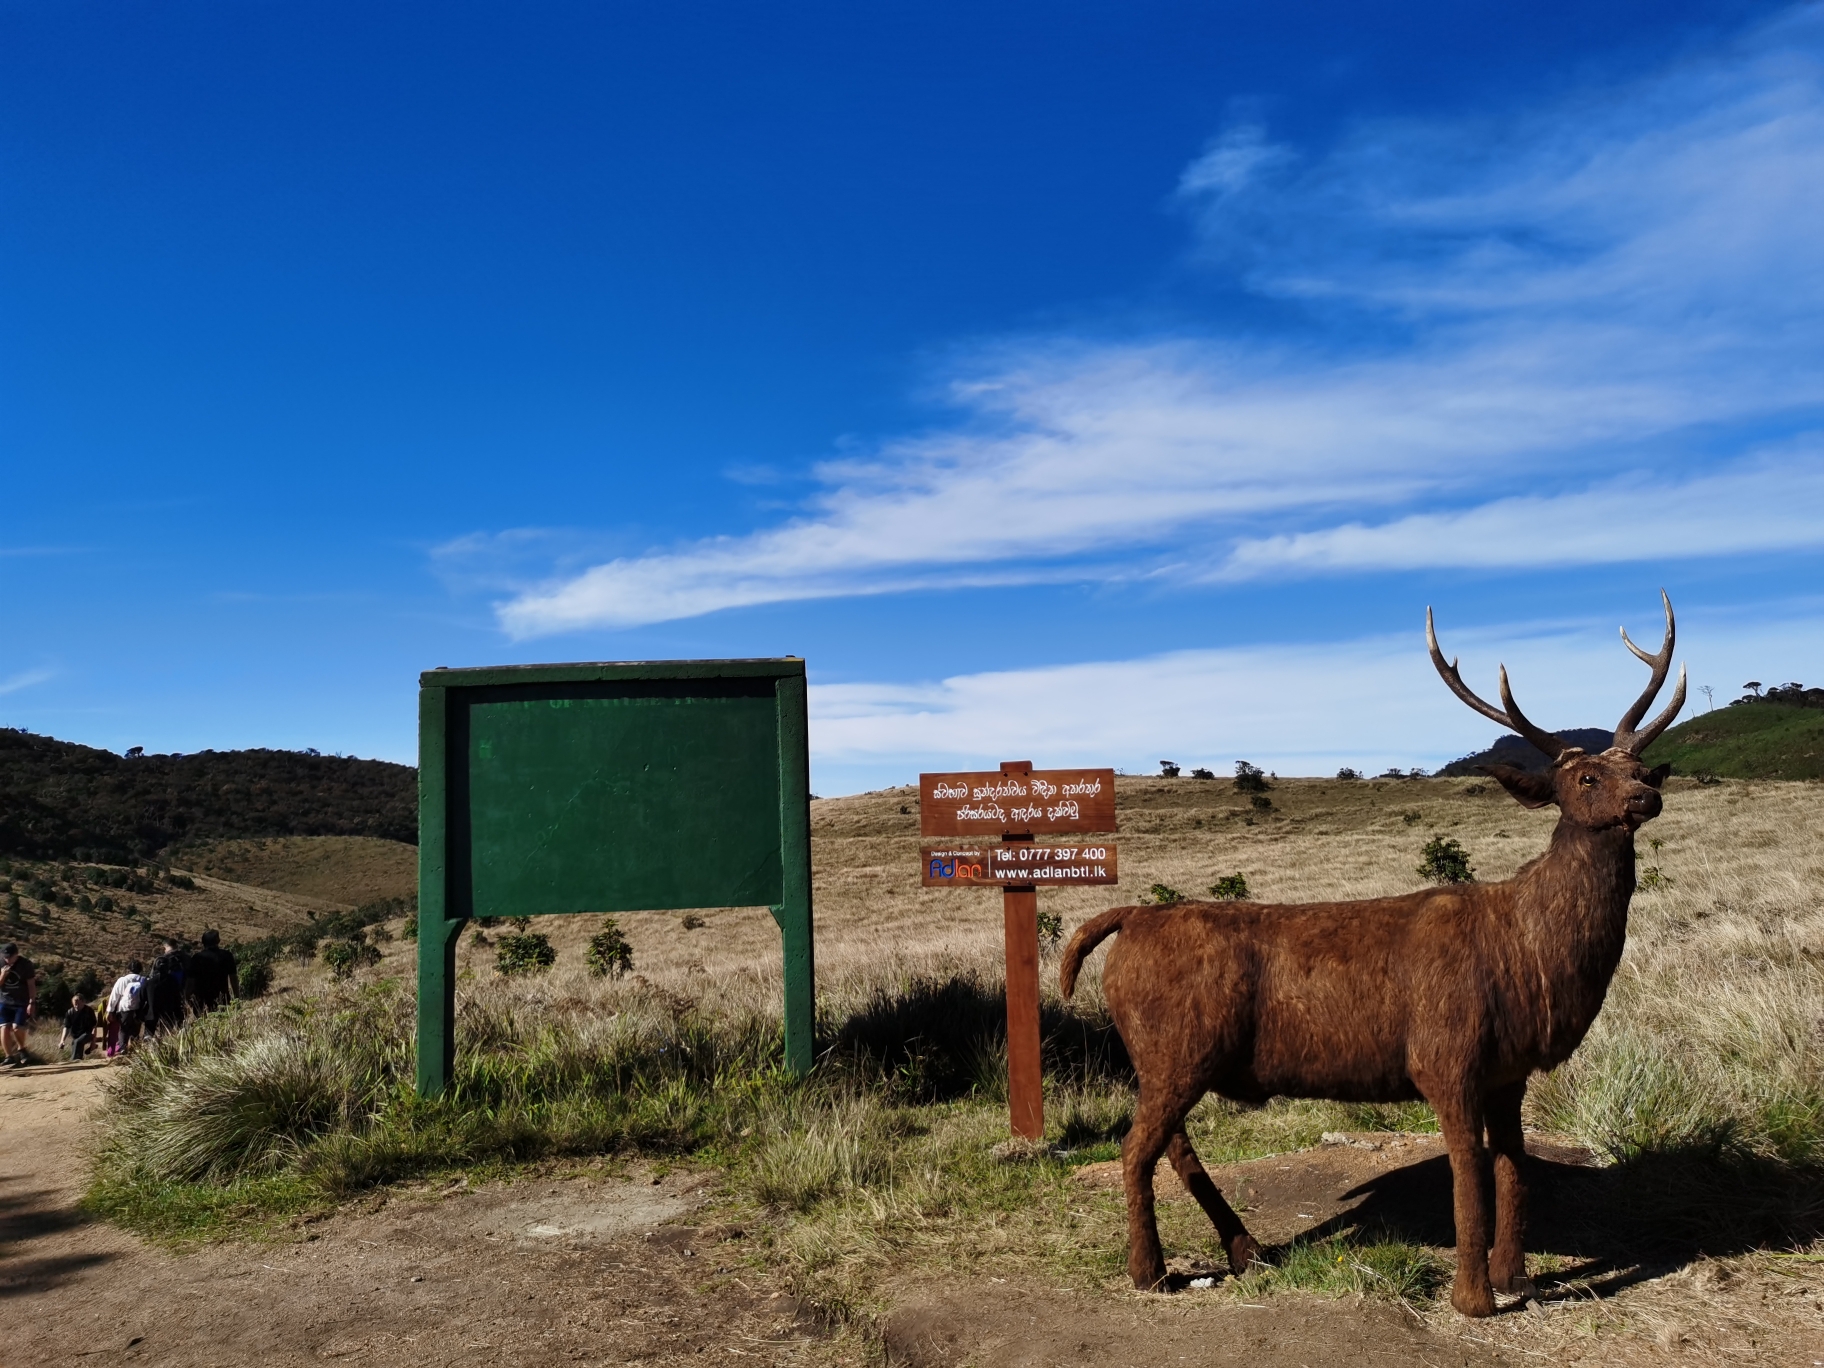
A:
59 994 98 1060
0 943 37 1068
186 929 239 1015
106 960 147 1055
145 940 189 1035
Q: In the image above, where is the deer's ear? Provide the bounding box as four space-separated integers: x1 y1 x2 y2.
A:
1479 763 1557 808
1644 762 1672 789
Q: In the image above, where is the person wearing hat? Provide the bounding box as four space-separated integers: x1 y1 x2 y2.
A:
0 943 38 1068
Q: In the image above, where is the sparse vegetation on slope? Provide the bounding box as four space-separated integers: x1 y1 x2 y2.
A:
1644 701 1824 780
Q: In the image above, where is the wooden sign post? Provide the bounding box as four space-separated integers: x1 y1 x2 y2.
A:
919 761 1117 1140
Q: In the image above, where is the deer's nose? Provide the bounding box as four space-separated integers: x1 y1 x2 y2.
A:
1626 786 1663 819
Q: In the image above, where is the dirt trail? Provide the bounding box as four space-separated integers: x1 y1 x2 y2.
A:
1 1067 835 1367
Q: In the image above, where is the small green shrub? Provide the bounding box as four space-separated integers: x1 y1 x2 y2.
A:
1249 793 1273 813
1401 810 1422 825
1209 873 1250 900
401 912 417 942
1142 883 1184 905
1416 836 1475 884
495 933 556 976
506 915 531 932
1036 908 1063 951
586 916 634 979
1336 766 1361 780
320 940 379 981
240 960 273 999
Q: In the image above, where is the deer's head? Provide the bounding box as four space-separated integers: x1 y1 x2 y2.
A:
1429 593 1684 832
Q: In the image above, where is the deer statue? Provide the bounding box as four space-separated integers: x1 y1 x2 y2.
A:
1060 594 1686 1317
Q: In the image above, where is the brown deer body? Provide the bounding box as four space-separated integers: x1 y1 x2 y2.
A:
1060 596 1686 1317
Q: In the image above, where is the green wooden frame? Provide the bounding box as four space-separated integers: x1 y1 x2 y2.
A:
416 658 814 1095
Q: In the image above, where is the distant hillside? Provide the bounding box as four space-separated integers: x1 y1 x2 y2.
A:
177 835 418 906
0 729 417 861
1439 727 1616 776
1642 702 1824 780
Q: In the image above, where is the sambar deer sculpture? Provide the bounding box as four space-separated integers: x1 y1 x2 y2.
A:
1061 594 1686 1317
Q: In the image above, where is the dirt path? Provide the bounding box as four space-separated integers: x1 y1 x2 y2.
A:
4 1072 1816 1366
1 1067 837 1367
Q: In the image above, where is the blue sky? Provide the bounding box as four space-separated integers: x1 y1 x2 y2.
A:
4 0 1822 793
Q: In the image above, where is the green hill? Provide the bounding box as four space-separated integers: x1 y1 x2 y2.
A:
0 729 417 862
1642 702 1824 780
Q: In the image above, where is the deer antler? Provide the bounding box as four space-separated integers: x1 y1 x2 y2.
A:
1428 608 1569 761
1613 590 1687 755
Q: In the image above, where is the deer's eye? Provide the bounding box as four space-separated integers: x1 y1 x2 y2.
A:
1579 774 1598 787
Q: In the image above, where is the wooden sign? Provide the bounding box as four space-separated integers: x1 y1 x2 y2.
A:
917 760 1120 1143
920 843 1119 887
919 768 1117 836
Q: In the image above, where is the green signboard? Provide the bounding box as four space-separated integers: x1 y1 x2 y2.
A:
416 659 814 1095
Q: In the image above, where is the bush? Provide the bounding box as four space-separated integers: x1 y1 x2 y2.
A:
495 933 556 976
1141 883 1184 905
1417 836 1475 884
401 912 417 942
1336 766 1361 780
1188 767 1215 780
1035 908 1063 952
35 962 75 1017
586 917 634 979
1249 792 1273 813
240 959 273 1000
1209 873 1250 900
320 939 380 981
1234 760 1270 793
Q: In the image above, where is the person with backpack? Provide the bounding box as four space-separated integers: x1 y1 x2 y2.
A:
145 940 189 1035
106 960 147 1055
1 943 37 1068
186 929 240 1015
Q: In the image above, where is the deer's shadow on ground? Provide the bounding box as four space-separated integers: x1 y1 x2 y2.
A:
1292 1145 1823 1303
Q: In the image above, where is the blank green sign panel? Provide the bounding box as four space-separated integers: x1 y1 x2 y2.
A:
462 681 783 916
419 660 814 1096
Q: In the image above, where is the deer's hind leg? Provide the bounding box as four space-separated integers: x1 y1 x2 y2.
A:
1166 1130 1257 1274
1122 1086 1199 1290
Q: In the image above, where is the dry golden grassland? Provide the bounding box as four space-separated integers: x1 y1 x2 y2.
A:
89 774 1824 1363
176 835 418 908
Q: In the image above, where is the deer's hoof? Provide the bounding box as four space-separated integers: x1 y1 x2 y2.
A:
1451 1279 1496 1319
1128 1258 1169 1292
1227 1235 1259 1276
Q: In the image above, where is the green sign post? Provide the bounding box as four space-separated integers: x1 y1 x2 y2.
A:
415 658 814 1096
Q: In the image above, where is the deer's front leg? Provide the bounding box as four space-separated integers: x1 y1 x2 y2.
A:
1485 1082 1529 1294
1432 1088 1496 1317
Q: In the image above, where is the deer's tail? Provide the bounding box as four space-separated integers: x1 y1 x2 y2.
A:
1059 906 1130 999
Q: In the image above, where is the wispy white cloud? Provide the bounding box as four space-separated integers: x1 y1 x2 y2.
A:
0 668 54 697
1215 447 1824 579
808 605 1824 791
500 7 1824 637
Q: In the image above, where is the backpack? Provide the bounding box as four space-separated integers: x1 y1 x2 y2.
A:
116 975 145 1016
